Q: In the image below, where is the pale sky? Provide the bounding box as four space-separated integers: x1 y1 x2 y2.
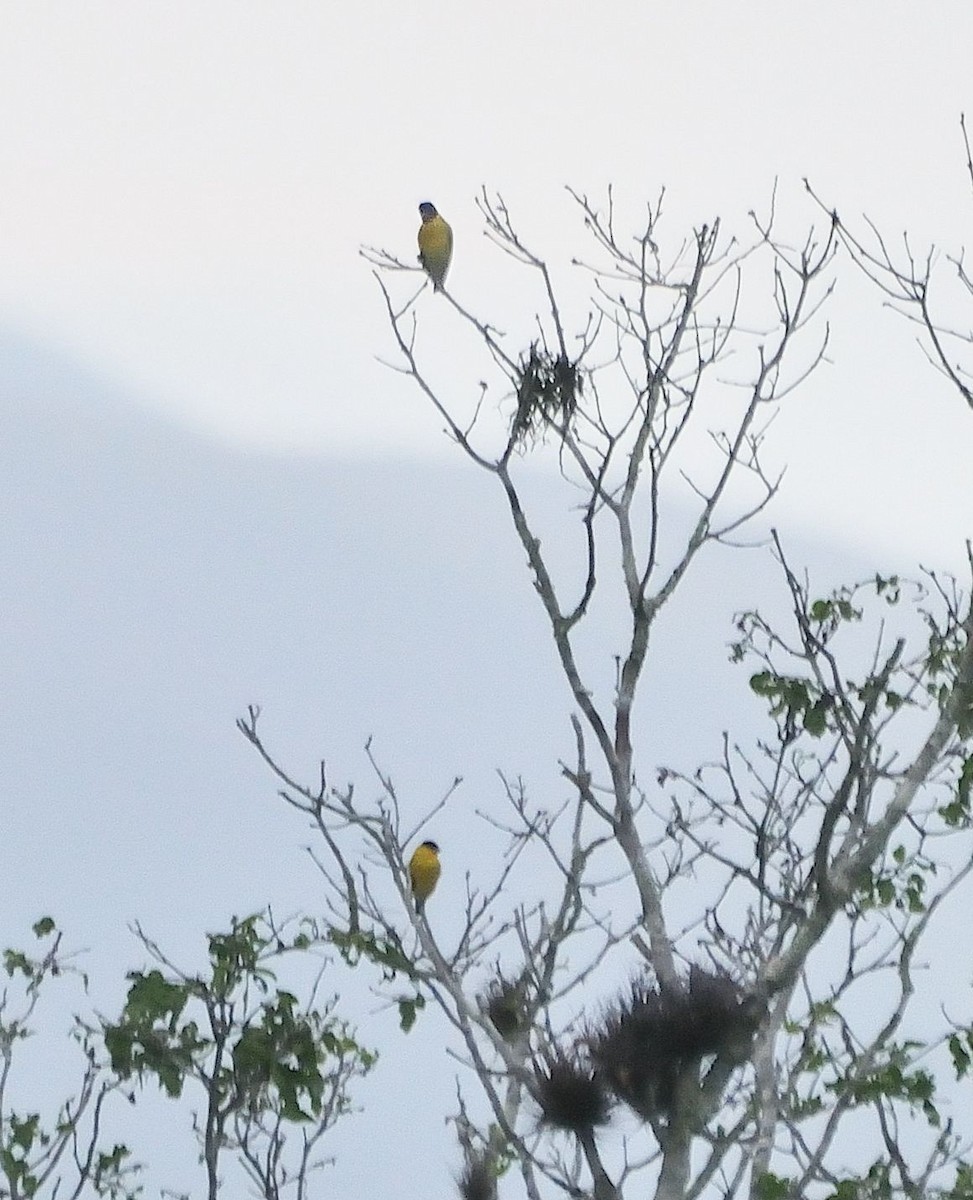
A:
2 3 973 561
2 5 973 1197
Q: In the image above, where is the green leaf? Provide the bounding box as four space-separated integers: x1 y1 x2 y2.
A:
803 700 829 737
755 1172 792 1200
874 573 901 601
398 993 426 1032
3 950 33 979
749 671 775 696
905 873 926 913
942 755 973 827
782 679 811 710
31 916 56 938
330 929 417 981
949 1032 973 1079
955 681 973 738
122 970 190 1027
950 1164 973 1199
836 599 861 621
10 1113 40 1152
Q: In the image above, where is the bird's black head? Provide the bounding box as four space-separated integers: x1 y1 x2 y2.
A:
418 201 438 220
420 840 440 852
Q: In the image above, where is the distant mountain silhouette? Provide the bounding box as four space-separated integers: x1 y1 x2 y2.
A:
1 329 549 938
2 325 955 1200
0 326 858 938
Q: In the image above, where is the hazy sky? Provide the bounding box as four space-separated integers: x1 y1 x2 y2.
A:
2 3 973 560
3 5 973 1197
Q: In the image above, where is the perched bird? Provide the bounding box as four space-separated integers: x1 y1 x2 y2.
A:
417 201 453 291
408 840 441 911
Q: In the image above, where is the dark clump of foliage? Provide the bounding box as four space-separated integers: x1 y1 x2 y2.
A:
458 1152 497 1200
534 1050 612 1133
682 965 764 1061
511 343 583 445
483 973 528 1041
589 967 763 1121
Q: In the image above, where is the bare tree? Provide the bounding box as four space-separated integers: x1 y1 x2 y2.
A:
807 114 973 412
243 188 973 1200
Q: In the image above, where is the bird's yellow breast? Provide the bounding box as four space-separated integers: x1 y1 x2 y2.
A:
409 843 441 901
417 214 452 259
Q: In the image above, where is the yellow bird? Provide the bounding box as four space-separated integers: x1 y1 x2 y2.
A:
417 202 453 291
408 840 441 912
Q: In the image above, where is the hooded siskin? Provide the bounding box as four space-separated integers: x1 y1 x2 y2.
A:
418 201 453 291
408 840 441 911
